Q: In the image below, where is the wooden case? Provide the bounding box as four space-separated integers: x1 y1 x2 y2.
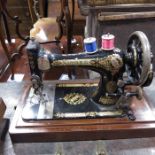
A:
9 79 155 143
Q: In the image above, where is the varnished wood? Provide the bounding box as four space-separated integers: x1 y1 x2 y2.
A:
0 0 37 79
0 98 9 142
27 0 37 23
87 0 155 6
9 79 155 143
39 0 48 17
55 0 76 78
56 0 75 52
0 98 6 119
98 11 155 21
27 0 48 23
0 3 14 79
0 119 9 141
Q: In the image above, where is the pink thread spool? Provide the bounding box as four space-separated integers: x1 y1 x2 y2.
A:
101 34 115 50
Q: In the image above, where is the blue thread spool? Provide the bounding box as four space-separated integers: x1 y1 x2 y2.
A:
84 37 97 53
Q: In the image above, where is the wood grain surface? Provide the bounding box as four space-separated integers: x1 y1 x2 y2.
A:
0 98 6 119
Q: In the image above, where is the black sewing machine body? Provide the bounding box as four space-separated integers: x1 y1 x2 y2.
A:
22 31 154 120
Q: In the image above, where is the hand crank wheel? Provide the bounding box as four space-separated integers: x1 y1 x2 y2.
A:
126 31 153 86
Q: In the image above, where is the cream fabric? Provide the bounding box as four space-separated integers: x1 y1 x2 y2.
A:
30 17 56 42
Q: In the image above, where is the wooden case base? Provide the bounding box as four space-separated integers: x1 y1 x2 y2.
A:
9 80 155 143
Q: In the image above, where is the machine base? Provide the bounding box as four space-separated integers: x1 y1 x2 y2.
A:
22 83 129 121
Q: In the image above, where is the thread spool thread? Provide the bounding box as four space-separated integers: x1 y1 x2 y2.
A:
102 34 115 50
84 37 97 53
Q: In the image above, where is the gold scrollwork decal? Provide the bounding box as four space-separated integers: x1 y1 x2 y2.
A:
52 54 123 75
63 93 87 105
54 110 123 118
99 96 118 105
106 81 117 93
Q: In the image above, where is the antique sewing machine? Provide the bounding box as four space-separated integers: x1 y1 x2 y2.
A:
22 31 153 121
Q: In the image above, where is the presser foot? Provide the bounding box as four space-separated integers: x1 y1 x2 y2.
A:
22 85 55 121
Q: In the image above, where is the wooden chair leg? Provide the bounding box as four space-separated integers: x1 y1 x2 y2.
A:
2 13 11 43
63 0 76 78
0 16 15 78
55 0 65 41
0 98 9 142
0 98 6 119
27 0 37 23
0 118 9 142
